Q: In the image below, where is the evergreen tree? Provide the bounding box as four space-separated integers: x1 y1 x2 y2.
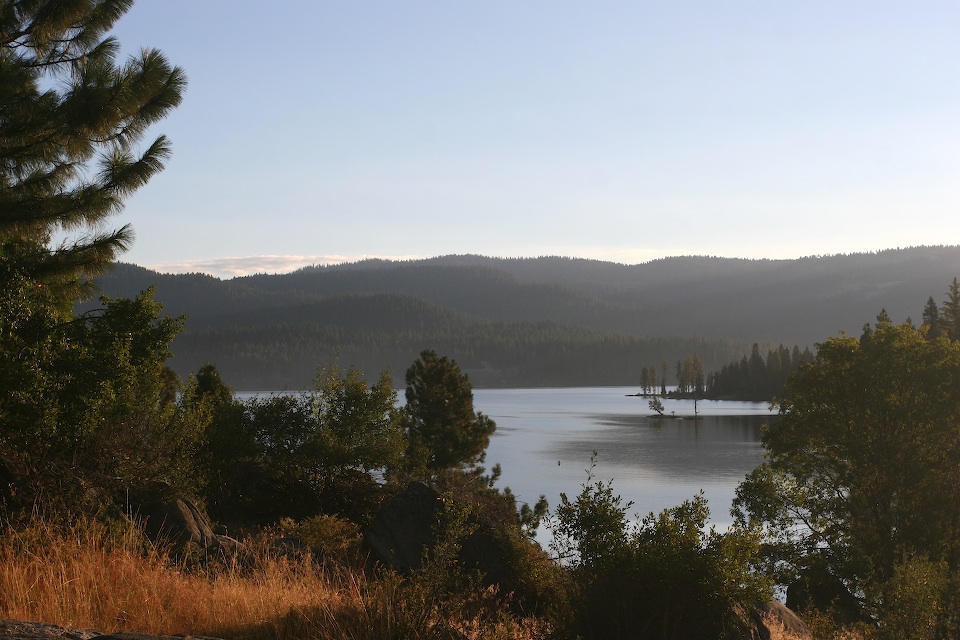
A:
941 277 960 341
403 349 496 471
922 296 942 339
0 1 187 512
0 0 186 297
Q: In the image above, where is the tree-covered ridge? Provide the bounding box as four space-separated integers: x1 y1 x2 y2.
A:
83 247 960 389
170 304 748 390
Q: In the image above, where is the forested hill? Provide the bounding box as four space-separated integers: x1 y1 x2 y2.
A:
82 246 960 389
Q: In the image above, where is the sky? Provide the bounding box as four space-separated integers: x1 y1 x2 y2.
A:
98 1 959 278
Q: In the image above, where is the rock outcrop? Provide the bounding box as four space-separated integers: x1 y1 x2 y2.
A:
132 497 239 556
751 600 813 640
0 620 221 640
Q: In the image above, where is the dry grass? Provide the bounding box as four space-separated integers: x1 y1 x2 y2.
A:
0 519 548 640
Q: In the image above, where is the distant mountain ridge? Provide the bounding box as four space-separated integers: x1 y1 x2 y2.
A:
83 246 960 389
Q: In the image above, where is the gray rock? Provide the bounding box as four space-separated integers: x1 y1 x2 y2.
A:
364 481 442 571
0 619 223 640
363 481 521 589
133 498 217 551
0 619 100 640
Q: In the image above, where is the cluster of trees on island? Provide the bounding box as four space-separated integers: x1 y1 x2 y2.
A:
6 2 960 638
648 280 960 403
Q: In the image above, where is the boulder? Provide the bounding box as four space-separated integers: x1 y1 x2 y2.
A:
0 619 99 640
364 481 442 571
363 481 526 591
133 497 218 552
752 600 812 640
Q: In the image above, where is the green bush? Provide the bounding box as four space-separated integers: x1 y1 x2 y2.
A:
550 459 771 640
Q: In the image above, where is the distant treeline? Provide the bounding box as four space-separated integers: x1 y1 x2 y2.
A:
704 344 814 401
170 312 751 390
694 278 960 401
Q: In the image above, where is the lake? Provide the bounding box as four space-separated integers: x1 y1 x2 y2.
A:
475 387 776 531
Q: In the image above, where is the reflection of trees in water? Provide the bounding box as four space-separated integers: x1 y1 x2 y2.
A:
554 414 768 481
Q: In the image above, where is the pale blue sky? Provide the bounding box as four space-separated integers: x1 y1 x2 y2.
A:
105 1 959 277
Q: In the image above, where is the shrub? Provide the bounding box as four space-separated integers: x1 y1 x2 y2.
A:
550 458 771 640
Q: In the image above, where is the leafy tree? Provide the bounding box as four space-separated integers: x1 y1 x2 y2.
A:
1 0 186 295
0 287 206 505
551 457 770 639
306 365 407 480
212 365 406 523
734 321 960 632
403 349 496 471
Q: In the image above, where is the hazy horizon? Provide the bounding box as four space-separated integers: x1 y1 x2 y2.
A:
135 244 957 280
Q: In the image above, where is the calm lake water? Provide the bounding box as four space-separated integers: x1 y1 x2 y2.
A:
475 387 776 531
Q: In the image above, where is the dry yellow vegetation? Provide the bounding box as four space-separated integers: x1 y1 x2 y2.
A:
0 519 547 640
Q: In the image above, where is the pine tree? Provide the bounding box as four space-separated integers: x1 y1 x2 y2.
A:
403 350 496 471
0 0 186 298
941 277 960 341
922 296 942 339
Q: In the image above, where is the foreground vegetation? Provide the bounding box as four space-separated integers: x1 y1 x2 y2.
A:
0 517 547 640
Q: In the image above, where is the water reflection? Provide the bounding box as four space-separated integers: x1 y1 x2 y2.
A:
476 387 775 529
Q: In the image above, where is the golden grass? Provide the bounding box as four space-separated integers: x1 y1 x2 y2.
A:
0 519 547 640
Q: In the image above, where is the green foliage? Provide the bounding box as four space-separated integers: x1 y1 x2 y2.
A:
550 456 632 568
278 514 363 564
734 319 960 632
0 286 207 507
308 365 408 477
874 555 950 640
549 457 770 639
403 350 496 472
202 364 405 524
1 0 185 293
